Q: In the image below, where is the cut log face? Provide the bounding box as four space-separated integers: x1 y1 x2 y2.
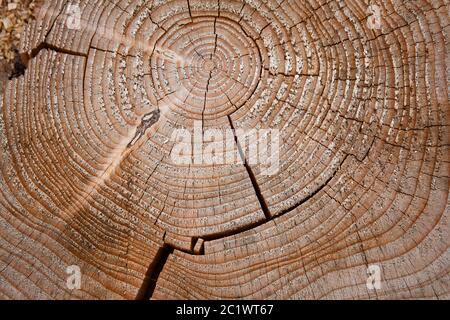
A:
0 0 449 300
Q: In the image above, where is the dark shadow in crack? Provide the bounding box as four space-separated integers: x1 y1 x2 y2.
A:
135 244 174 300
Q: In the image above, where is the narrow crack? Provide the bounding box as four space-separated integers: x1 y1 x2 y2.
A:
201 153 350 242
227 116 271 220
202 72 212 130
213 18 218 58
187 0 193 21
8 42 87 80
29 42 88 58
278 154 349 217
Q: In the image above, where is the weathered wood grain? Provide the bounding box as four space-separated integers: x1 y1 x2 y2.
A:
0 0 449 300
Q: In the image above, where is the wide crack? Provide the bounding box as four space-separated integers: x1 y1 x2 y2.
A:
135 244 174 300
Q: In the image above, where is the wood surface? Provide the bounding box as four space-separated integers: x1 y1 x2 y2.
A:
0 0 449 300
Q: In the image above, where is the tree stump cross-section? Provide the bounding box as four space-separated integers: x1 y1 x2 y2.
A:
0 0 449 300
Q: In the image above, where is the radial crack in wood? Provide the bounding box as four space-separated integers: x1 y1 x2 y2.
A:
0 0 449 300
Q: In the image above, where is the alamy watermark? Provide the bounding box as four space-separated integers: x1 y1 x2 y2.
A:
170 121 280 176
366 265 382 290
66 4 81 30
367 5 382 30
66 265 81 290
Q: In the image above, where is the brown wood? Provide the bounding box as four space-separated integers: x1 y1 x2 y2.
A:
0 0 449 300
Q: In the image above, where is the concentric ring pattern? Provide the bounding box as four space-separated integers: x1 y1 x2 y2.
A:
150 15 262 121
0 0 449 299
